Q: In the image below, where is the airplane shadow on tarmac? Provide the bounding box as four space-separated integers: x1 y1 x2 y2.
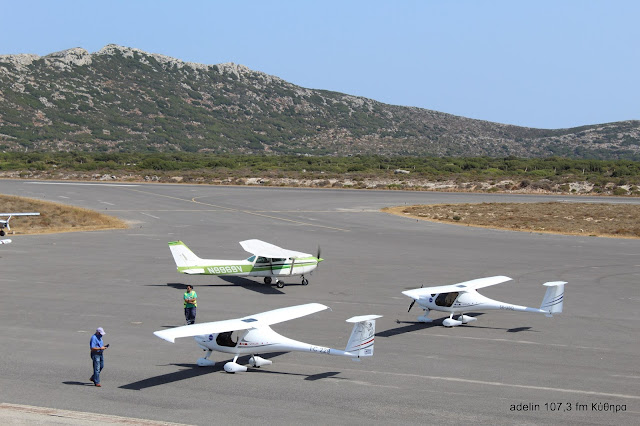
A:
146 278 291 295
377 313 539 337
119 352 292 390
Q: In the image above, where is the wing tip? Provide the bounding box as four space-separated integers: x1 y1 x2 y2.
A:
153 331 175 343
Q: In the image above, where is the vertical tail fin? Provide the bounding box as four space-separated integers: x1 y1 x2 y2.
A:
540 281 566 316
345 315 382 358
168 241 202 267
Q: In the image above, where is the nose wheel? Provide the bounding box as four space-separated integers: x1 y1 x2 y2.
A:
301 276 309 286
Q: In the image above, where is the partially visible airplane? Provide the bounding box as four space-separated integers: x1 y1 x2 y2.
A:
0 239 11 245
0 212 40 236
168 239 323 288
154 303 381 373
402 276 566 327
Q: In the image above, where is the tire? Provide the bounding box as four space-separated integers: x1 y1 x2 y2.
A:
302 278 309 286
264 277 272 285
276 281 284 289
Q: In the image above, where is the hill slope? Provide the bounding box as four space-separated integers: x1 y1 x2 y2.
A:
1 45 639 158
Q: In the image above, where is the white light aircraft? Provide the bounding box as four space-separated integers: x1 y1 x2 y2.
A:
168 239 323 288
0 239 11 245
403 276 566 327
0 212 40 237
154 303 381 373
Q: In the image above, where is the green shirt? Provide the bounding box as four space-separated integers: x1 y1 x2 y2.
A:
183 290 197 308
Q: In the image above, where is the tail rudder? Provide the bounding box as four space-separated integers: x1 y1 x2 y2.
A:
168 241 202 267
345 315 382 358
540 281 566 316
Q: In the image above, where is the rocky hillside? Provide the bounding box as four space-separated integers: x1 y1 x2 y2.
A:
1 45 639 158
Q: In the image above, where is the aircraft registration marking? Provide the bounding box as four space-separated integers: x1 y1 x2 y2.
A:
207 265 244 274
310 346 330 354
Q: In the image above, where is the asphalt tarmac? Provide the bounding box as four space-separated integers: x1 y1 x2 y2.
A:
0 179 638 425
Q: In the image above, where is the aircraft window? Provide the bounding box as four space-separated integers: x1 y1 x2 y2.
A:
256 256 268 263
216 331 237 347
271 258 285 263
247 255 256 262
435 292 459 307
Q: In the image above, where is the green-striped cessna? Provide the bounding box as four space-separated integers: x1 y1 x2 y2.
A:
168 239 323 288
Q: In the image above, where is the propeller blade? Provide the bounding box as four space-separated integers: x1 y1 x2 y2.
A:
316 245 321 260
407 284 422 312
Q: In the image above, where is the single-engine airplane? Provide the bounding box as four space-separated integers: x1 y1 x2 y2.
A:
154 303 381 373
0 239 11 245
403 275 566 327
0 212 40 236
168 239 323 288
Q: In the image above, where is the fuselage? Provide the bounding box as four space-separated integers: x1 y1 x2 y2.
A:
415 290 547 315
178 256 320 277
194 326 356 357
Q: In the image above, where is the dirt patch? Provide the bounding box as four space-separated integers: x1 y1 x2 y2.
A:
0 194 127 235
383 202 640 238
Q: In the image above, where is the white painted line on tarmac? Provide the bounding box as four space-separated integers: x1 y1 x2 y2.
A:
27 182 139 187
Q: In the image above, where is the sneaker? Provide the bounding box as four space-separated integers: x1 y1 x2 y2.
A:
95 383 101 387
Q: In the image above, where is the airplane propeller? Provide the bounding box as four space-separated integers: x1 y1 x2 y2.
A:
316 245 322 261
407 284 423 312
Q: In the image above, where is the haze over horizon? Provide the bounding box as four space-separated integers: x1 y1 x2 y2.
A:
1 0 638 130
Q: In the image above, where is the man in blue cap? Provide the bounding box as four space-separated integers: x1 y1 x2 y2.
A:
89 327 108 387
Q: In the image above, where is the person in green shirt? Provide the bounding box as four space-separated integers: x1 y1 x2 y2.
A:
184 285 197 325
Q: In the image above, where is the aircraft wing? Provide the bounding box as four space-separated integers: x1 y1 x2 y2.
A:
402 276 512 299
154 303 329 343
0 212 40 217
239 239 310 258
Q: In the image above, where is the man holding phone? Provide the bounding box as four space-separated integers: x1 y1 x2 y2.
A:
89 327 108 387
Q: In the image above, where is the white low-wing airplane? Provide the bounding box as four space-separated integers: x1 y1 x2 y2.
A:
168 239 323 288
0 212 40 236
154 303 381 373
403 276 566 327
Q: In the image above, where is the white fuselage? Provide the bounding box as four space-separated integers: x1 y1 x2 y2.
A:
416 291 547 315
194 326 356 357
189 258 318 278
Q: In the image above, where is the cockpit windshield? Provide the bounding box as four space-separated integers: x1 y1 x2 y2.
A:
435 292 459 308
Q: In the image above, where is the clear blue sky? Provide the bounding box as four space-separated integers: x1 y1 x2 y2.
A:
1 1 638 129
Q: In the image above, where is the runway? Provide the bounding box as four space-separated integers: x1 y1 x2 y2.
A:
0 179 638 425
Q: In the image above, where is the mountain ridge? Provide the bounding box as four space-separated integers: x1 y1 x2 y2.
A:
1 44 639 159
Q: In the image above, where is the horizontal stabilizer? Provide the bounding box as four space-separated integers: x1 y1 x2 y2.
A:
182 268 206 274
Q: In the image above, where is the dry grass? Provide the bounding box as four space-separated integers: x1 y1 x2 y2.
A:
384 202 640 238
0 194 127 235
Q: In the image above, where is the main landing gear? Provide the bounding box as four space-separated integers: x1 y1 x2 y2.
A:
264 276 285 288
264 276 309 288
